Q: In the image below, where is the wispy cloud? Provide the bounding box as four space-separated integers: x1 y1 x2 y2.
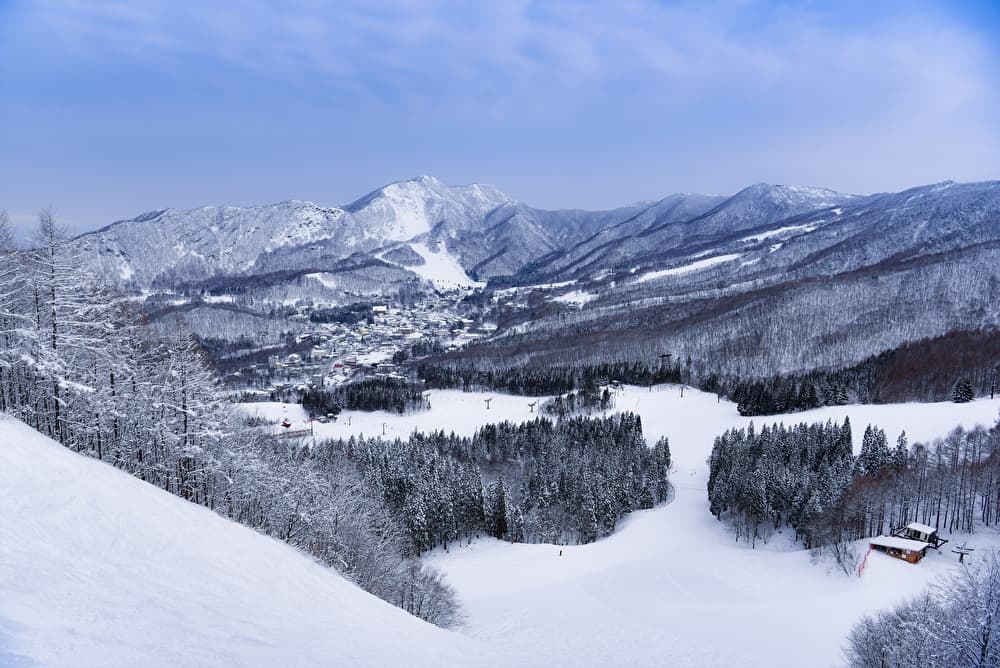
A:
0 0 997 226
17 1 996 116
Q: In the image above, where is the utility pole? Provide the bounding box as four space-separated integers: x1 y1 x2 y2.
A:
991 368 997 400
485 397 492 410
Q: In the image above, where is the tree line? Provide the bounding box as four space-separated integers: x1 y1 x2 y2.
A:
313 413 671 551
0 210 459 627
418 359 685 396
301 376 429 415
541 378 613 417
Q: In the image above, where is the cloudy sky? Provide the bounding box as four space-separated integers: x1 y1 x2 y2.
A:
1 0 998 235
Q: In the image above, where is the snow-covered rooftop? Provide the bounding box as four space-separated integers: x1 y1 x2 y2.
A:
905 522 938 535
870 535 930 552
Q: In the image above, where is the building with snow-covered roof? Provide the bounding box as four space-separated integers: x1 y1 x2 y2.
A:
892 522 947 549
869 535 931 564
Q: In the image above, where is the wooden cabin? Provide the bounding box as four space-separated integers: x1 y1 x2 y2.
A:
892 522 947 550
869 535 931 564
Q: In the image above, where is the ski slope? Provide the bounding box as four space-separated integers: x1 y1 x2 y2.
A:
0 415 494 668
634 254 741 283
428 388 1000 667
247 387 1000 667
408 242 484 290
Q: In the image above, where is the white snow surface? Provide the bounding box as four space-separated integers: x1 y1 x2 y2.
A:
408 242 484 289
906 521 937 535
869 535 930 551
248 387 1000 668
740 223 817 242
551 289 596 306
304 271 338 289
0 414 493 668
635 254 741 283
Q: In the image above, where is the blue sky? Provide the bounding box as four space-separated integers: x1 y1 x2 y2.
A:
1 0 998 235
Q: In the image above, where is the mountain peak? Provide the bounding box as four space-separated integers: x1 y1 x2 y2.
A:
729 182 853 211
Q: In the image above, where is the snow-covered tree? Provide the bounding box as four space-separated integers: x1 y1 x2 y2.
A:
953 377 975 403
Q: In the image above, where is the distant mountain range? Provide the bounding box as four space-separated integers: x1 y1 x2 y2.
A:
62 177 825 287
75 176 998 294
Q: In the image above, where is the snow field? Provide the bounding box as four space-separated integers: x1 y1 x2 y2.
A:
634 254 741 283
740 223 817 242
550 289 597 306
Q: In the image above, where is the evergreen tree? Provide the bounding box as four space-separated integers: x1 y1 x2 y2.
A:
952 378 975 403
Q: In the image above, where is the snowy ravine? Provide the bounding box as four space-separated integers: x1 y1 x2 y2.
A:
0 416 496 668
246 387 1000 668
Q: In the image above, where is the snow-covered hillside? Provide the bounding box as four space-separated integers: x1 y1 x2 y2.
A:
345 175 511 242
245 388 1000 668
0 415 493 668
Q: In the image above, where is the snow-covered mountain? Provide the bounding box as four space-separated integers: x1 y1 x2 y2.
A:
73 175 513 290
0 414 492 667
72 177 1000 320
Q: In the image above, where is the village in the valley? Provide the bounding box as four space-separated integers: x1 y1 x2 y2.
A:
217 287 493 400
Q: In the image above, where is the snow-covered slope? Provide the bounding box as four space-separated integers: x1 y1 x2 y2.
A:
0 415 492 668
406 241 484 289
246 388 1000 668
345 175 510 241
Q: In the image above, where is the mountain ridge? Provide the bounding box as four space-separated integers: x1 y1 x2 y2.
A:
69 177 999 301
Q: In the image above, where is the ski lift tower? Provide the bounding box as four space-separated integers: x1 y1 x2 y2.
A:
653 353 672 393
952 542 975 564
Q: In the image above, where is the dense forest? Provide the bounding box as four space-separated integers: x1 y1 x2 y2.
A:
314 413 672 550
301 377 429 415
708 417 1000 571
724 328 1000 415
0 211 459 626
419 358 685 396
541 379 614 417
420 327 999 418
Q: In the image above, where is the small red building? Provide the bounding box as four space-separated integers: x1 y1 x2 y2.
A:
869 535 930 564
